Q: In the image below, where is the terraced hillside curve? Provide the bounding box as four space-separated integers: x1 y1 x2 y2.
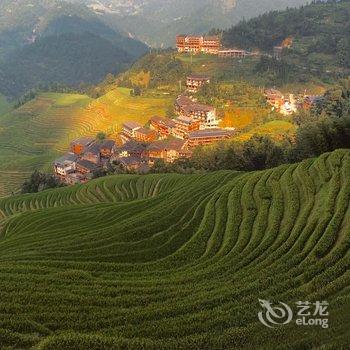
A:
0 150 349 349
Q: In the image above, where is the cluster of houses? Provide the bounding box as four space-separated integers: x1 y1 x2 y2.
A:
120 90 234 149
176 35 251 58
264 88 324 115
54 137 115 185
54 73 236 184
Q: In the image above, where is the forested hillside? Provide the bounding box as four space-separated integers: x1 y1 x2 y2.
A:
0 0 148 98
223 0 350 84
75 0 309 47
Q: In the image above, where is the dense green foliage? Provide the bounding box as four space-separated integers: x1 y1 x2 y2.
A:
0 150 349 348
119 52 189 89
0 1 148 98
88 0 308 47
21 170 64 194
223 0 350 85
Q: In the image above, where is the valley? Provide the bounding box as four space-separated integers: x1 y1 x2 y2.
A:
0 1 349 348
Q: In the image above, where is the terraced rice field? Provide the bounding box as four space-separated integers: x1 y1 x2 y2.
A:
0 149 349 349
0 89 173 197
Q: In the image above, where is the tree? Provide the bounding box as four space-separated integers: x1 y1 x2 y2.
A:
21 170 64 194
96 132 106 141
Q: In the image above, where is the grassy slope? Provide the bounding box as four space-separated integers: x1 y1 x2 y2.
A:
0 89 173 197
0 149 349 349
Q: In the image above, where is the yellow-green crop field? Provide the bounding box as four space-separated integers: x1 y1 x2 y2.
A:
0 149 348 349
0 89 173 197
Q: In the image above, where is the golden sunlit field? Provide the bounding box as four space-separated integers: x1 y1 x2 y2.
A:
0 88 173 197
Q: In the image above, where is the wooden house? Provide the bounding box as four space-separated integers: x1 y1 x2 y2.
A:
146 139 189 163
70 137 95 155
173 115 200 139
218 49 247 58
176 35 221 54
76 159 100 175
150 116 175 138
175 95 218 129
134 127 157 143
120 121 142 143
100 139 116 158
186 129 235 147
81 143 101 165
186 75 210 93
53 153 78 177
115 140 147 159
202 36 221 54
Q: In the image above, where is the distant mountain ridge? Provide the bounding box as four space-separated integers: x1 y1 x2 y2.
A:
0 0 148 97
70 0 310 47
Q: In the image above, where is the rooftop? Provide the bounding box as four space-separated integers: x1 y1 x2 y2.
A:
54 152 78 166
85 143 102 155
100 139 116 150
118 140 146 153
147 139 186 152
71 137 95 147
123 121 143 130
151 116 176 127
175 115 195 124
187 74 210 81
135 127 156 136
120 157 143 167
188 129 235 139
77 159 99 171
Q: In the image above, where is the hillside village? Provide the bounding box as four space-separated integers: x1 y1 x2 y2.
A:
53 34 324 186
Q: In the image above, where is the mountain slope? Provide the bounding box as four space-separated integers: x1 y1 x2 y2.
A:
75 0 309 47
0 89 173 197
0 149 349 348
0 0 148 97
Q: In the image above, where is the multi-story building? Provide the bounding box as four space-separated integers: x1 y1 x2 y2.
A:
70 137 95 155
175 95 219 129
186 129 235 147
146 139 190 164
202 36 221 54
53 153 78 178
176 35 221 54
173 115 201 139
186 75 210 93
120 121 143 143
134 127 158 143
150 116 176 138
218 49 247 58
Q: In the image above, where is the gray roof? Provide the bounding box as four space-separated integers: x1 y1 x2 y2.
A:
100 139 116 150
54 152 78 166
188 129 235 139
175 115 195 124
135 127 156 136
71 137 95 146
147 139 186 152
118 140 146 154
123 121 142 130
77 159 99 171
120 157 142 166
150 116 176 127
85 143 102 155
